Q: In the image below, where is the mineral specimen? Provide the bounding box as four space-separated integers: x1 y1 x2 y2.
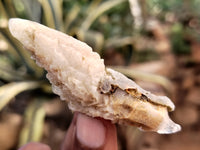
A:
9 18 181 134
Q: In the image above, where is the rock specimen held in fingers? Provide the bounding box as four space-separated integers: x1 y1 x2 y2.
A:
8 18 181 134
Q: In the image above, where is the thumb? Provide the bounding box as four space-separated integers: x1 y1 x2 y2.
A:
61 113 118 150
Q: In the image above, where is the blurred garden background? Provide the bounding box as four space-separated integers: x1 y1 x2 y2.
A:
0 0 200 149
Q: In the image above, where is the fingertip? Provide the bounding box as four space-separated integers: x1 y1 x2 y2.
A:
76 113 106 149
62 113 118 150
18 142 51 150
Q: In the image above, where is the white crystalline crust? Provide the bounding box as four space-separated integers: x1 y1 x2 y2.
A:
8 18 181 134
9 18 105 103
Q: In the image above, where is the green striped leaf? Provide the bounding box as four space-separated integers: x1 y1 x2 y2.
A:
81 0 127 31
19 99 45 146
0 81 41 111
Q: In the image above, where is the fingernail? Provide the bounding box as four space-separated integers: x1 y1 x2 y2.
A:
19 142 51 150
76 114 106 149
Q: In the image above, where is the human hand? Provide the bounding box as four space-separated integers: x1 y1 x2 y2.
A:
19 112 118 150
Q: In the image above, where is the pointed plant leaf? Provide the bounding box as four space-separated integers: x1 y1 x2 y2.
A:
0 81 41 111
1 27 44 77
21 0 42 22
19 99 45 146
0 33 21 61
0 66 25 81
81 0 126 31
0 55 31 81
48 0 64 31
38 0 55 29
86 0 102 15
0 1 9 29
77 29 104 54
3 0 17 18
64 4 81 32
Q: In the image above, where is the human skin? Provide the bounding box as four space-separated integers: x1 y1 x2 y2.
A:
19 113 118 150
